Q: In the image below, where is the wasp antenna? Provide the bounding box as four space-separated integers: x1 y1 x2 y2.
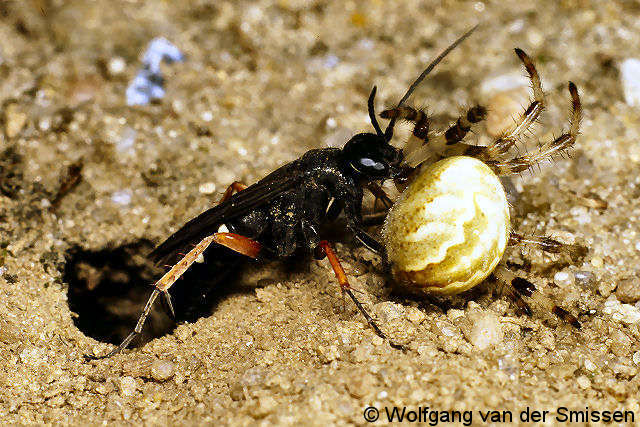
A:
367 86 384 138
384 24 479 140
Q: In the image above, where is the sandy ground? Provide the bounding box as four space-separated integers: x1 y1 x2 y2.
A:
1 0 640 425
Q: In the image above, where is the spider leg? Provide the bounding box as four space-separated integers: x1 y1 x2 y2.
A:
493 264 581 328
367 182 394 210
509 231 587 262
486 82 581 175
380 106 430 159
316 241 406 350
483 48 546 160
423 105 488 161
381 105 488 168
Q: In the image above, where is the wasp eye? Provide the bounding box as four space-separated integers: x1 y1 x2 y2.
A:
360 158 385 170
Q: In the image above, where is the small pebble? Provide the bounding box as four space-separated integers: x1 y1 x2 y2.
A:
346 374 375 398
406 307 426 324
118 376 137 397
598 281 616 297
590 256 604 268
198 182 216 194
603 298 640 324
584 359 597 372
633 351 640 365
111 190 132 206
374 301 404 322
485 87 530 137
351 342 373 362
446 309 465 321
95 383 112 395
108 56 126 75
574 271 595 290
200 111 213 122
620 58 640 107
371 335 384 346
116 127 136 152
616 277 640 303
576 375 591 389
553 270 574 287
463 312 503 350
316 344 339 363
254 395 278 418
609 329 632 356
4 103 27 138
481 73 529 95
151 360 175 382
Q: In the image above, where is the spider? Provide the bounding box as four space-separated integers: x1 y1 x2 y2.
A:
380 47 586 327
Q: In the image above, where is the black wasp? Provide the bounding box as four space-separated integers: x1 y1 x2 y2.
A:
87 27 477 359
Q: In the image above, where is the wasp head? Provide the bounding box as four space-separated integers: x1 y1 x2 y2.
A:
341 86 403 180
342 132 403 180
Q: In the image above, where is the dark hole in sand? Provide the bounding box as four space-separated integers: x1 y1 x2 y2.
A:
64 239 247 348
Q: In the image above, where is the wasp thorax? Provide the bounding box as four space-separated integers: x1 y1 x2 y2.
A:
383 156 510 295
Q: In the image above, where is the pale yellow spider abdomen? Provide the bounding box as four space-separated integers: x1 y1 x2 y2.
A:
383 156 510 295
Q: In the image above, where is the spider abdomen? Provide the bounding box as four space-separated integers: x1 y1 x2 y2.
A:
383 156 510 295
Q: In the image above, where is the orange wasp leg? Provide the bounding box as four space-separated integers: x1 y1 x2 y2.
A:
317 241 406 350
86 180 264 360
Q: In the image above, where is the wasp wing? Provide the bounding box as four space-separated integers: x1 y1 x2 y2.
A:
149 166 304 265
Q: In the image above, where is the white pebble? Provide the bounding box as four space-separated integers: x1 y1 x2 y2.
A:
576 375 591 389
151 360 175 381
584 359 597 371
464 312 503 350
200 111 213 122
108 57 126 75
117 127 136 152
111 190 132 206
620 58 640 107
481 73 529 95
118 376 137 397
198 182 216 194
554 271 573 287
603 297 640 324
4 103 27 138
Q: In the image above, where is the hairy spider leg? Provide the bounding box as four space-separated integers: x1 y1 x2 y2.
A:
380 106 431 159
367 182 394 210
316 241 406 350
381 105 488 167
509 231 587 262
482 48 546 160
486 82 581 175
493 265 581 328
391 48 549 168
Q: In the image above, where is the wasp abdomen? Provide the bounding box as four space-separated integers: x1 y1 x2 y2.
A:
383 156 510 295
